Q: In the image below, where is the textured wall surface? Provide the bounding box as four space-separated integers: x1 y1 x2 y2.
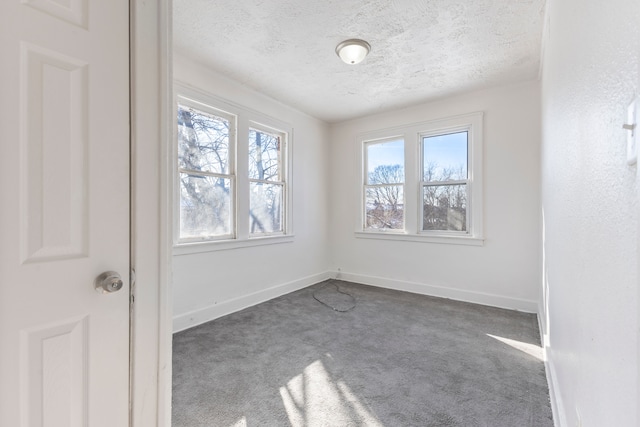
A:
540 0 639 425
173 0 544 122
329 81 542 311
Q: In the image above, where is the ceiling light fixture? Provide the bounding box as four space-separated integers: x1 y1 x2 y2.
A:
335 39 371 65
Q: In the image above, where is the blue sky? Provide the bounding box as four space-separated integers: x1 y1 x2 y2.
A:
367 132 468 180
423 131 468 180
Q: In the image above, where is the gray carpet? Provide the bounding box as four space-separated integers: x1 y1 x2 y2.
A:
172 280 554 426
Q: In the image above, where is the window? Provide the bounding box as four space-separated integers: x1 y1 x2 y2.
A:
249 127 286 235
174 86 292 252
421 131 468 232
177 101 235 241
357 112 483 245
363 138 405 231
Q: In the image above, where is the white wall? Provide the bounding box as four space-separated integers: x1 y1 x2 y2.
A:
328 82 542 312
172 55 331 331
540 0 639 425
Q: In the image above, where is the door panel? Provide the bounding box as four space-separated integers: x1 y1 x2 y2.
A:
0 0 130 426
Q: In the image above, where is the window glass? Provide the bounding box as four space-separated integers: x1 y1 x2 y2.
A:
249 129 280 181
177 104 230 174
179 174 232 238
249 182 283 234
249 127 286 236
367 139 404 184
423 131 467 182
365 186 404 230
364 139 404 231
423 184 467 231
177 102 234 241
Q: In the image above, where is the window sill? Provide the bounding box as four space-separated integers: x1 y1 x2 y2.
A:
173 234 295 256
354 231 484 246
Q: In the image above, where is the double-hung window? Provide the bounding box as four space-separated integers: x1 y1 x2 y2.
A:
249 127 286 235
175 86 292 251
358 112 483 245
421 130 469 233
363 138 405 231
177 100 235 241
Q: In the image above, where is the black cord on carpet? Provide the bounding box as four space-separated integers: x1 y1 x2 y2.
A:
312 280 356 312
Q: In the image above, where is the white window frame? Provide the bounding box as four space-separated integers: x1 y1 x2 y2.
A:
176 95 237 243
248 123 289 238
355 112 483 246
362 136 406 233
173 83 294 255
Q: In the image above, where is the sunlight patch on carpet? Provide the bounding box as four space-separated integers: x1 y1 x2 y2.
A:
279 359 383 426
487 334 544 361
228 416 247 427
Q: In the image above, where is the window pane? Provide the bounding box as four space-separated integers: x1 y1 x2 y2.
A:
423 131 467 181
365 185 404 230
249 129 281 181
250 182 283 234
179 173 231 238
367 139 404 184
177 104 230 174
423 184 467 231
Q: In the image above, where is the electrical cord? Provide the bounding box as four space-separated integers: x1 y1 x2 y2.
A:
312 279 356 312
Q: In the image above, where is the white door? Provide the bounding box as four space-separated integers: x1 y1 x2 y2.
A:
0 0 130 426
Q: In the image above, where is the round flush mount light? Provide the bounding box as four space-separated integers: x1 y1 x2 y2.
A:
335 39 371 65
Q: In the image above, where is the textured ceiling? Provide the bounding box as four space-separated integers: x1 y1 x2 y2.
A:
173 0 545 123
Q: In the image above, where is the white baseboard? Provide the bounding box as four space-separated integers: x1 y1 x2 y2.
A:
544 354 566 427
174 270 538 332
336 271 538 313
173 271 333 333
538 303 565 427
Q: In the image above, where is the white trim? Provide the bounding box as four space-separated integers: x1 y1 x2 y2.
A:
544 354 566 427
538 303 564 427
355 112 483 240
175 93 237 243
355 231 484 246
173 82 294 248
336 271 538 313
419 113 483 239
173 271 332 333
129 0 172 425
173 234 295 255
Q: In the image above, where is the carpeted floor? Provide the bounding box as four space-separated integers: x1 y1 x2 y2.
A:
172 280 553 426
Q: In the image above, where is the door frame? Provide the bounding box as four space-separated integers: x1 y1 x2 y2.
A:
130 0 173 425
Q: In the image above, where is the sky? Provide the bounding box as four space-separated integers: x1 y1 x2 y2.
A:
366 132 468 180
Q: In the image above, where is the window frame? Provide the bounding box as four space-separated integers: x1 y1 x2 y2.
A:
176 96 237 243
420 126 471 236
173 83 294 254
248 123 288 238
355 112 483 246
362 136 406 233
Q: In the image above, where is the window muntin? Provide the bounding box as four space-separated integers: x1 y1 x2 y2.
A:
249 127 286 236
363 138 405 231
177 102 235 241
421 131 469 233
